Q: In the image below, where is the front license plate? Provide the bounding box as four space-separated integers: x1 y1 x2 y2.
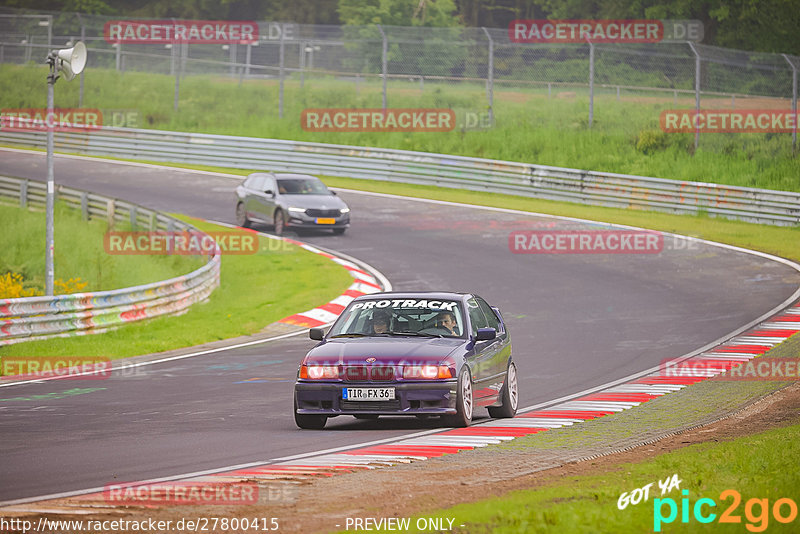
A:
342 387 396 401
316 218 336 224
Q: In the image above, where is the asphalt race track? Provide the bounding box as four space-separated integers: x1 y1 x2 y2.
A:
1 149 799 503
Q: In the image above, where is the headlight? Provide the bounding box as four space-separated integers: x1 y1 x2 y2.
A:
403 365 453 379
340 207 350 214
288 207 306 213
300 365 339 379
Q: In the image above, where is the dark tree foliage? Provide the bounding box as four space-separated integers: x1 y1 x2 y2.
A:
0 0 797 53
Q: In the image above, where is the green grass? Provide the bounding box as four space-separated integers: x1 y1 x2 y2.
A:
2 64 798 192
0 201 202 293
0 215 354 360
388 422 800 533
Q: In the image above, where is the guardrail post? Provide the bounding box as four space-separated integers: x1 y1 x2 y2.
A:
20 179 28 208
80 191 88 220
688 42 701 152
129 206 138 230
482 27 494 126
279 24 285 119
106 199 115 229
377 24 387 110
782 54 798 154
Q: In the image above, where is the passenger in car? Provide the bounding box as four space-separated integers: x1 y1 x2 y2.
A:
436 311 459 336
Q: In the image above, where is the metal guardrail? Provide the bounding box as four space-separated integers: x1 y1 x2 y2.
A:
1 126 799 226
0 175 221 345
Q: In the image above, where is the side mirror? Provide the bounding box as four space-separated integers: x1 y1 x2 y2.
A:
331 190 337 196
309 328 324 341
264 189 274 197
475 327 496 341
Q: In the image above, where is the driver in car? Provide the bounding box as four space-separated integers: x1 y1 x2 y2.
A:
371 310 391 334
436 311 459 336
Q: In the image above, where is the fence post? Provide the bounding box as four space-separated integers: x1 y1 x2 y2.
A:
229 43 236 77
782 54 798 154
688 42 701 151
115 42 121 71
299 40 305 88
279 24 285 119
173 43 180 111
130 206 138 230
482 27 494 125
377 24 387 110
245 42 252 77
588 40 594 128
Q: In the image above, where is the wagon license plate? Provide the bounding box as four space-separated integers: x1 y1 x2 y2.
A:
316 218 336 224
342 387 395 401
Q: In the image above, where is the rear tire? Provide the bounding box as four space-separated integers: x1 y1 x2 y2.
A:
273 209 286 235
294 398 327 429
488 360 518 419
443 367 473 427
235 202 251 228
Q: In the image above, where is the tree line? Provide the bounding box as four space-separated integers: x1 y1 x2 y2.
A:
3 0 798 55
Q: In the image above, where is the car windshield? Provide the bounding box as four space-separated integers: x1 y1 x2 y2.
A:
277 178 330 195
328 298 466 338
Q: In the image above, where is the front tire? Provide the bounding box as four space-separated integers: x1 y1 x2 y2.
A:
273 209 286 236
294 398 327 429
444 367 473 427
235 202 251 228
488 360 518 419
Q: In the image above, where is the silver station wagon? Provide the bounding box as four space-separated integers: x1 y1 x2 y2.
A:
235 172 350 235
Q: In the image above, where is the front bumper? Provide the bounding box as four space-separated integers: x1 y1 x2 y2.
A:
294 380 458 415
286 212 350 230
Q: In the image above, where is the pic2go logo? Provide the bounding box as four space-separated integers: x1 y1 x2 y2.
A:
654 489 798 532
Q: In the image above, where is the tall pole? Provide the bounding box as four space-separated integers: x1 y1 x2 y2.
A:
45 59 56 296
588 40 594 128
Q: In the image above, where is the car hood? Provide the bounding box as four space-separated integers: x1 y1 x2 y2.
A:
279 194 347 210
304 337 463 365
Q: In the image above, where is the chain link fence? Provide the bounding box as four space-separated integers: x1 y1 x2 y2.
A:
1 7 798 151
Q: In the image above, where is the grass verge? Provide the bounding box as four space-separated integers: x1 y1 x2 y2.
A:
0 215 353 361
0 201 202 294
400 422 800 533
